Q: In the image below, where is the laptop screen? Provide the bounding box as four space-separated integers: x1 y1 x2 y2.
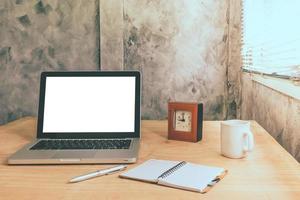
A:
42 76 136 133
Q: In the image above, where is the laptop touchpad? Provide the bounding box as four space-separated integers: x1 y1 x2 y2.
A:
53 151 96 159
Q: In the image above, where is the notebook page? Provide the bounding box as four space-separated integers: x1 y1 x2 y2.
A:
120 159 180 183
158 163 225 192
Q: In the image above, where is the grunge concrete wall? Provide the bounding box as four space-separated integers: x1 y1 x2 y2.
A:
0 0 100 124
0 0 241 124
241 73 300 162
120 0 241 120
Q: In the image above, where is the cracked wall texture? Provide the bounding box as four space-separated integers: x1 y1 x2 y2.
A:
241 73 300 162
0 0 99 124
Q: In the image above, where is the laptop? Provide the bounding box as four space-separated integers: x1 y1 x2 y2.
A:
8 71 141 164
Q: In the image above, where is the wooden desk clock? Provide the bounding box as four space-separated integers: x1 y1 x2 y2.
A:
168 102 203 142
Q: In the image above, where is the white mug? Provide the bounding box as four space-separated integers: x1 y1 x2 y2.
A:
220 120 254 159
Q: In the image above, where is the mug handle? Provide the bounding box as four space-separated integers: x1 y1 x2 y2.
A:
243 131 254 152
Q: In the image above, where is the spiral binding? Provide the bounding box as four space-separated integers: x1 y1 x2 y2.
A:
158 161 187 179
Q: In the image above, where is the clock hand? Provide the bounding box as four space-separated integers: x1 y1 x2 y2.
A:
178 118 185 122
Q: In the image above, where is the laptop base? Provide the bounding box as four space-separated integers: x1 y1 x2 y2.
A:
8 138 139 165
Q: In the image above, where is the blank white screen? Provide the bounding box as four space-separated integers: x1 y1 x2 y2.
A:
42 77 136 133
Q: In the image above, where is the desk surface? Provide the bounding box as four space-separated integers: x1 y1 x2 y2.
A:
0 118 299 200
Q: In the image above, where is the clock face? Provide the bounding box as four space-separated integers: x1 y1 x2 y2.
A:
174 110 192 132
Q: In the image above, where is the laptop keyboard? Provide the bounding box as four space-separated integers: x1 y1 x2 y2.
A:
29 139 131 150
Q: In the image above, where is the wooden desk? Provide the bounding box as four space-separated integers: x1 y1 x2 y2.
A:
0 118 299 200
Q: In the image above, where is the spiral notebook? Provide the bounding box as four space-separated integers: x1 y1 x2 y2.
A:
119 159 227 193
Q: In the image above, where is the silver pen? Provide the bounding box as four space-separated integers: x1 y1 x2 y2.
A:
69 165 127 183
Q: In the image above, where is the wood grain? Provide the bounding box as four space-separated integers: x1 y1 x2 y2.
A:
0 117 299 200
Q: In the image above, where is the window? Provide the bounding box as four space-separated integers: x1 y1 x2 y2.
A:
241 0 300 79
